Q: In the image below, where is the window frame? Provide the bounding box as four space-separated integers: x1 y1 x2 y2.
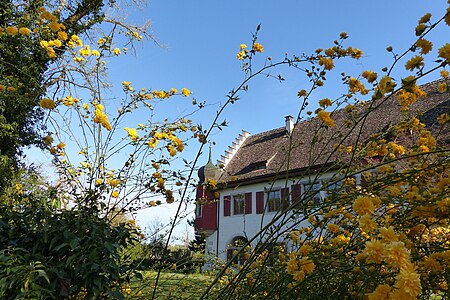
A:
267 189 282 212
232 193 245 215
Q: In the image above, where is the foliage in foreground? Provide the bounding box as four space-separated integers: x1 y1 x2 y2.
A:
0 179 140 299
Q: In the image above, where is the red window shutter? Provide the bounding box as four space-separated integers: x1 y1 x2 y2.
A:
224 195 231 216
281 188 290 210
256 191 264 214
291 184 301 209
244 192 252 214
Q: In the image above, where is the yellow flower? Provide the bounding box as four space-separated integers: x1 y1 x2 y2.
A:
438 82 447 93
57 31 68 40
393 266 421 298
363 239 385 263
237 50 246 60
18 27 31 36
91 49 100 56
327 223 340 234
379 226 398 243
73 57 84 63
167 145 177 157
377 76 396 95
318 98 332 108
95 178 103 185
415 38 432 54
317 110 335 127
79 45 91 56
63 96 78 106
297 89 307 97
124 127 139 142
111 190 119 198
15 183 23 195
40 98 56 109
367 285 391 300
344 104 355 113
359 214 377 232
299 244 312 256
94 108 112 130
437 113 450 124
239 44 247 50
46 47 57 58
299 257 315 274
441 69 449 78
348 77 368 94
110 179 120 187
362 70 378 83
385 241 410 269
438 43 450 62
418 12 432 24
318 57 334 70
113 48 121 55
347 46 363 59
6 26 18 35
181 88 191 97
415 23 427 36
166 190 174 203
6 87 16 92
148 138 158 148
57 142 65 149
252 42 263 53
404 55 424 71
353 196 375 216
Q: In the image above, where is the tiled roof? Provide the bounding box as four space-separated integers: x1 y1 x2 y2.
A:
219 79 450 186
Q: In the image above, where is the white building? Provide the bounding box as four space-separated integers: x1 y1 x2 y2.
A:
194 79 449 267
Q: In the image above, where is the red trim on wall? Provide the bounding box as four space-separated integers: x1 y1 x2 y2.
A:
224 195 231 216
291 184 301 208
256 191 264 214
244 192 252 214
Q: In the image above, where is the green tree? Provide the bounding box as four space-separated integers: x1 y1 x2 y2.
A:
0 0 146 191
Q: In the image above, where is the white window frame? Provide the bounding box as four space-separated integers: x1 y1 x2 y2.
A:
232 193 245 215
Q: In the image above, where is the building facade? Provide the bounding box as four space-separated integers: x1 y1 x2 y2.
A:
194 79 450 267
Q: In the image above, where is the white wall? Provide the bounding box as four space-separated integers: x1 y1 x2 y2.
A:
205 171 341 262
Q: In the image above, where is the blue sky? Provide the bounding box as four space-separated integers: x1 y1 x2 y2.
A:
27 1 450 242
113 0 448 151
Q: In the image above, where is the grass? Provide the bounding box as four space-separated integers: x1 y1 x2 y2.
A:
126 271 214 299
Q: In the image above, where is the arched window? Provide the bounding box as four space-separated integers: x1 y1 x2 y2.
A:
226 236 248 266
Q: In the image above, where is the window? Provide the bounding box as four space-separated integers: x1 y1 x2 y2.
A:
303 182 325 205
233 194 245 215
267 189 281 212
227 237 248 266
